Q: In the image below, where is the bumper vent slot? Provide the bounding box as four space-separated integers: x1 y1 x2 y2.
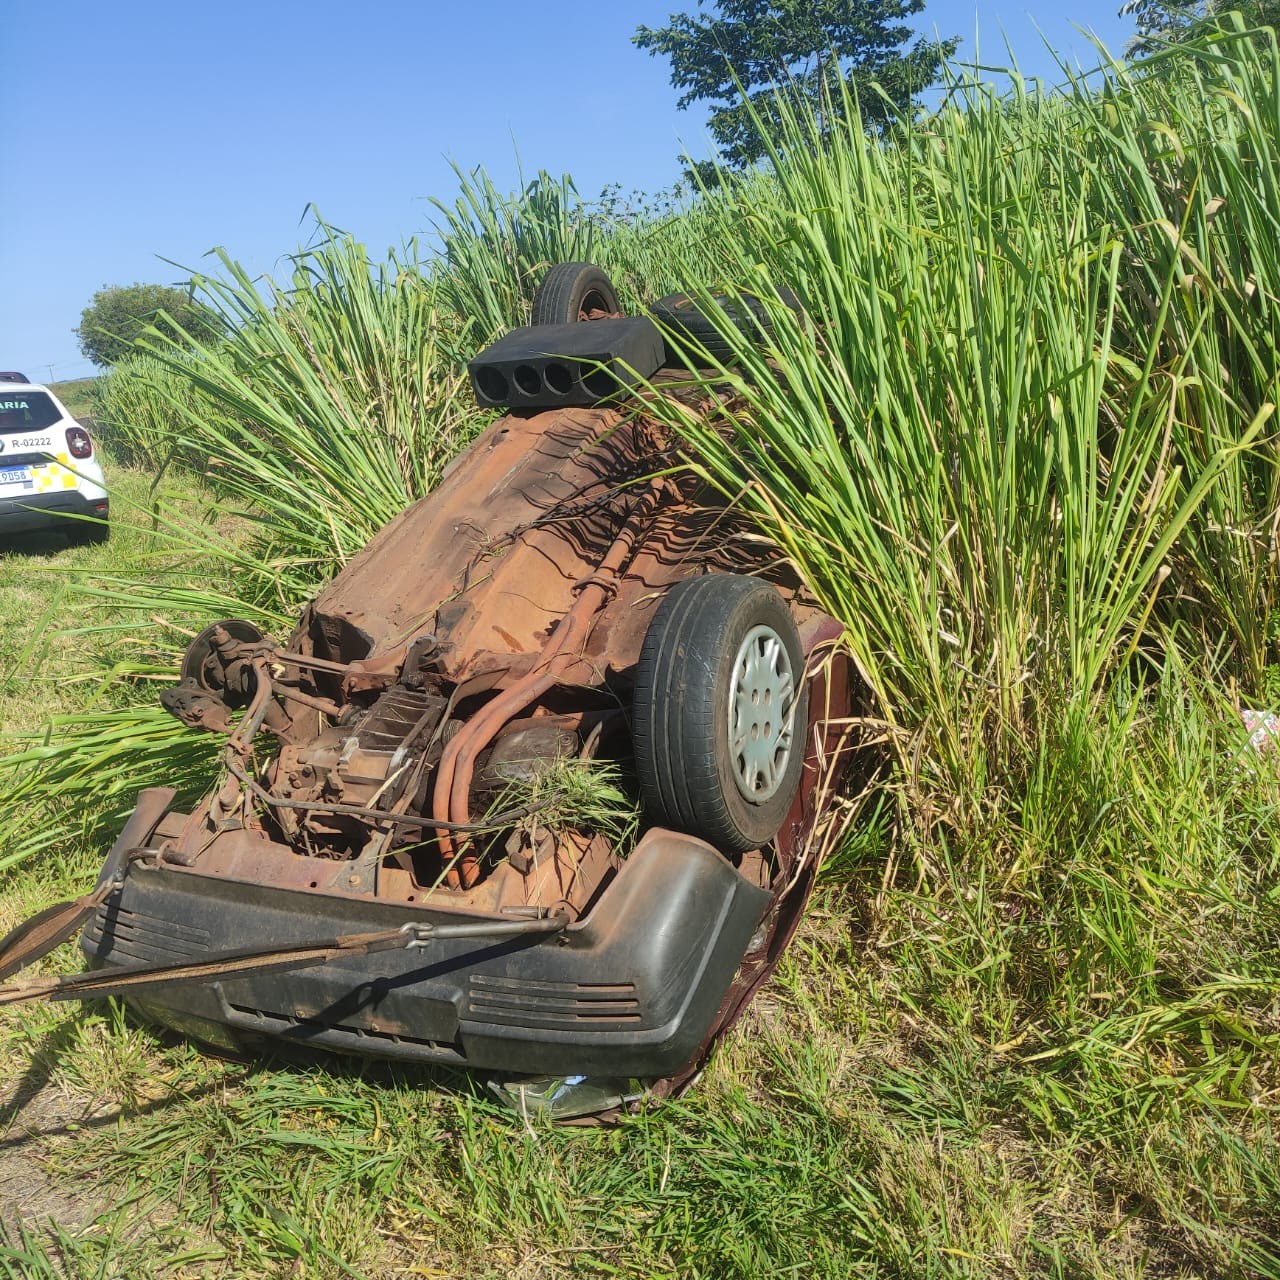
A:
466 975 641 1028
85 905 210 965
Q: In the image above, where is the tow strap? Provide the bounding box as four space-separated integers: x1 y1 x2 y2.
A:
0 909 568 1010
0 788 176 984
0 786 567 1010
0 927 415 1006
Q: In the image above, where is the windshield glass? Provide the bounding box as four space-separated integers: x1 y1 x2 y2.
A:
0 391 62 432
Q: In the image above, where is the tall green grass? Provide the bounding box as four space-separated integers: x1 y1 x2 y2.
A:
619 25 1280 1268
642 24 1280 829
1075 26 1280 685
428 163 770 339
148 228 480 576
92 351 220 474
430 165 601 345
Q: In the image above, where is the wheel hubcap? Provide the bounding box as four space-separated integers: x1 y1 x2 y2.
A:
728 625 796 804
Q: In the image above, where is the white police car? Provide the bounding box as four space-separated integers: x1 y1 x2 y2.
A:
0 375 108 543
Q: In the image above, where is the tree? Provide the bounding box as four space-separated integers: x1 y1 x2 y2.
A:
1122 0 1280 50
634 0 959 171
75 282 219 368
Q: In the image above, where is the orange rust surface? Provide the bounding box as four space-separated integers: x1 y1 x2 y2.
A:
291 404 816 691
293 406 656 682
432 473 671 886
161 822 619 920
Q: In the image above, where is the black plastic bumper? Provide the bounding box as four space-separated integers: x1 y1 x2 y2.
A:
0 490 107 534
80 830 770 1078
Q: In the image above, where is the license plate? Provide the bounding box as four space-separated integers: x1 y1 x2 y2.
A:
0 467 32 487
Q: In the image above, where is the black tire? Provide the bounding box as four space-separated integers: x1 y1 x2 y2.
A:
650 287 800 367
530 263 621 326
633 574 808 854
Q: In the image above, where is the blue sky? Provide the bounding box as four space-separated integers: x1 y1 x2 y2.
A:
1 0 1134 381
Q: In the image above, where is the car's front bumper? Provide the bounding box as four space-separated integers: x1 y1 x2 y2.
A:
81 829 771 1079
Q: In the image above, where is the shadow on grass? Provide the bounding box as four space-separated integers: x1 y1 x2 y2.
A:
0 531 81 560
222 1016 488 1105
0 1008 230 1152
0 1000 487 1158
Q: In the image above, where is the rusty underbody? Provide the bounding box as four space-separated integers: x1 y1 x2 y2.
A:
78 396 851 1103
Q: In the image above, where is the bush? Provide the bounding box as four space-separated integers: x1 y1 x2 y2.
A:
76 281 220 368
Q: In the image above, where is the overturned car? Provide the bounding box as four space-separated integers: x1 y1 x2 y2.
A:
69 265 851 1114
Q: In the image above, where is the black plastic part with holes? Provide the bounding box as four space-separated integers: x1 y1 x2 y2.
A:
80 828 770 1078
467 317 664 410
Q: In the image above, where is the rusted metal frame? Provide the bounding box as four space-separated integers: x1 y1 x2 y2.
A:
207 637 418 706
435 668 563 890
270 650 363 676
273 685 341 717
361 753 428 880
208 658 282 828
215 642 365 680
438 474 669 886
168 660 284 854
377 688 468 882
467 457 665 547
223 760 554 833
367 674 502 885
195 665 456 861
226 658 283 755
432 474 671 889
386 694 452 770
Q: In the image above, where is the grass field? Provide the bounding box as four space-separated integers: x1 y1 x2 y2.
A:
0 25 1279 1279
45 380 98 423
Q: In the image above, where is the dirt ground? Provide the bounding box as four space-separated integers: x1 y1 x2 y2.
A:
0 1073 105 1234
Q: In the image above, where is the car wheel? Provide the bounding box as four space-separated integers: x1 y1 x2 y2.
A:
650 287 800 367
632 574 808 853
530 263 621 326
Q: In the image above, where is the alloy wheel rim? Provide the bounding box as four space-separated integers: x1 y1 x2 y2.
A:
728 624 796 804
